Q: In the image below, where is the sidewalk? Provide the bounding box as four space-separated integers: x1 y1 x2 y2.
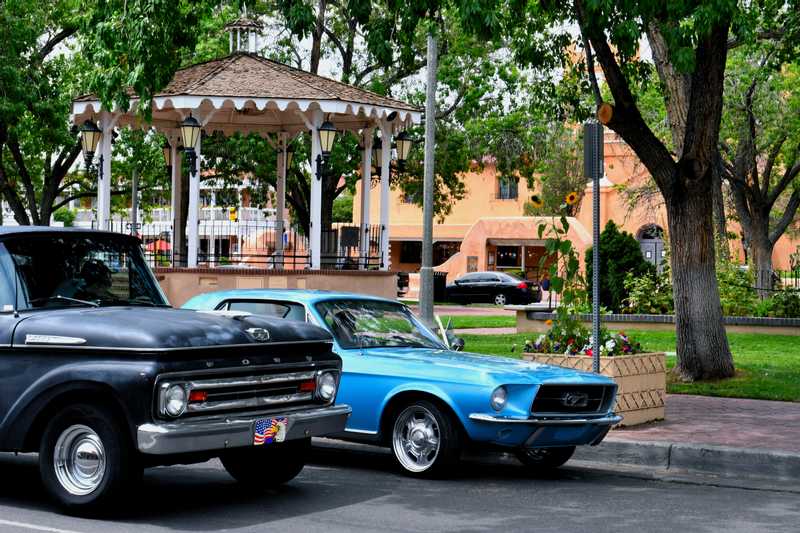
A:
611 394 800 453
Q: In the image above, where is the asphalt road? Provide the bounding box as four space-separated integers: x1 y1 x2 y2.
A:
0 448 797 533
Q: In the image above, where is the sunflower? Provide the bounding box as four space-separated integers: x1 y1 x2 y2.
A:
565 191 579 205
544 319 553 327
530 194 544 209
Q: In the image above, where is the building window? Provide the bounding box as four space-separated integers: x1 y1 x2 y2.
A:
497 177 518 200
433 241 460 266
496 246 521 267
399 241 422 264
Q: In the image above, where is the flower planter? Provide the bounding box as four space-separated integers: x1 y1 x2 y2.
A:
522 352 666 426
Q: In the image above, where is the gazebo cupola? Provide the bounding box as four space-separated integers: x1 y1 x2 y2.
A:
224 9 263 54
71 20 421 271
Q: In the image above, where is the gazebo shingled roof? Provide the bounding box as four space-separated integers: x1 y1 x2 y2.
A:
72 52 420 136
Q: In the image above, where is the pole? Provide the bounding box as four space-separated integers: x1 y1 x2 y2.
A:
130 169 138 236
584 120 604 373
419 28 438 325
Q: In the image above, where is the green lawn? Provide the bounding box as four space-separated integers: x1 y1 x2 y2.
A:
442 315 516 329
459 330 799 402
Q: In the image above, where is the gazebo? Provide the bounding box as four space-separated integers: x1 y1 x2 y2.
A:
70 19 421 270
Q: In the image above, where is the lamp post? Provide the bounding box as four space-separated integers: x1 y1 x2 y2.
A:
162 139 172 171
180 114 201 177
79 120 102 176
315 120 337 180
395 131 412 171
286 144 294 170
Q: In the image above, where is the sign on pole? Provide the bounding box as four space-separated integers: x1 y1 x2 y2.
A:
583 120 604 373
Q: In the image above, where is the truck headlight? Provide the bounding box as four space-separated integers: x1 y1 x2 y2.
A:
163 384 188 417
316 372 338 402
490 386 507 411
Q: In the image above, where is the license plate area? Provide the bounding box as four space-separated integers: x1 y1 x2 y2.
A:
253 417 288 445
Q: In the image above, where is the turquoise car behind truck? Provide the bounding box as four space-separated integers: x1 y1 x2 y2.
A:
183 289 621 476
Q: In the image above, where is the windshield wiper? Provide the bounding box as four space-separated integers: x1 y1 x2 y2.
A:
96 297 170 307
29 295 100 308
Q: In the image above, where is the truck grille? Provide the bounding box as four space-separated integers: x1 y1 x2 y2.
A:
157 366 335 419
531 384 615 415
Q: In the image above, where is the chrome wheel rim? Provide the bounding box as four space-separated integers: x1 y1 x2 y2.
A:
392 405 441 473
494 294 507 305
53 424 106 496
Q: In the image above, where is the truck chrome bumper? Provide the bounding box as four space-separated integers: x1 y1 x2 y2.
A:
137 404 352 455
468 413 623 426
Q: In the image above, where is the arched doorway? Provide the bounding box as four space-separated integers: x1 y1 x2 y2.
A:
637 224 666 272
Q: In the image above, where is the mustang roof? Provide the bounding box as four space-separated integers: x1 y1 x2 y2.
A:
184 289 399 308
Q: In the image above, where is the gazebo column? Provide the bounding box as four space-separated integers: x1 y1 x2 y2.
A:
309 112 323 270
379 122 392 270
170 142 183 265
359 130 373 269
275 132 287 269
97 112 113 230
187 136 202 268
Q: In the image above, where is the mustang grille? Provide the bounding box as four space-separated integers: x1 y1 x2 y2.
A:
531 384 615 415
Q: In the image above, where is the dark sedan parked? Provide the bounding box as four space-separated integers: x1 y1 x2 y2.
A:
445 272 540 306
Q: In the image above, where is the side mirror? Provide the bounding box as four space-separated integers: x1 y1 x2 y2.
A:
449 336 465 351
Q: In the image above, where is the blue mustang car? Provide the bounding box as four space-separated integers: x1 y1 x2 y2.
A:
183 290 621 476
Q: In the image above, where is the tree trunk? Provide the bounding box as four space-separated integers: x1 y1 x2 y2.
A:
667 173 734 380
309 0 328 75
711 155 729 260
749 220 774 298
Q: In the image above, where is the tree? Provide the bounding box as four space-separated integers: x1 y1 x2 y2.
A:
586 221 655 313
0 0 216 226
720 52 800 295
504 1 800 380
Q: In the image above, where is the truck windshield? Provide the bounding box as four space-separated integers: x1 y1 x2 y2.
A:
0 234 168 310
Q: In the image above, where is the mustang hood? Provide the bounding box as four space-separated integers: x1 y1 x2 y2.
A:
363 347 611 385
12 307 332 350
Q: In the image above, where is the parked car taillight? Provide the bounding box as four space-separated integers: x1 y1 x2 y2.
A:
517 281 528 289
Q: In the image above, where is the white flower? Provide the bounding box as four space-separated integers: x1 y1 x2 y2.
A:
605 339 616 351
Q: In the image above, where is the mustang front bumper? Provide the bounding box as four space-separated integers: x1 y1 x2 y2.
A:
137 404 352 455
467 413 623 448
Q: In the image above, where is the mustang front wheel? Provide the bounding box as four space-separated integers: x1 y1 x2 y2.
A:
515 446 575 470
391 400 460 476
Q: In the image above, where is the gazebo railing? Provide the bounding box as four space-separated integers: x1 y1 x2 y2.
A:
94 219 384 270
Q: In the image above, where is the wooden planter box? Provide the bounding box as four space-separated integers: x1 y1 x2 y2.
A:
522 352 666 426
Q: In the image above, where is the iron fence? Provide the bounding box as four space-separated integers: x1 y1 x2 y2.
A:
95 219 383 270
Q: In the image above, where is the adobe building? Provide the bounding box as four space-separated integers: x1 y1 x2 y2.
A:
353 130 800 289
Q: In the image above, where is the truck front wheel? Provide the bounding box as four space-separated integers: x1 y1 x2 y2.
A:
39 403 140 513
220 438 308 488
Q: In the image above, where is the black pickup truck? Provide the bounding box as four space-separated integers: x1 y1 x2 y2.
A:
0 227 350 511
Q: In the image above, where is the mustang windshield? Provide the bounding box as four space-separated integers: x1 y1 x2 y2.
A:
316 299 446 350
0 233 168 310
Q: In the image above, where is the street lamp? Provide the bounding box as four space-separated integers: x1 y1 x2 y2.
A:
315 121 337 180
79 120 102 173
162 139 172 168
371 134 382 168
286 143 294 169
395 131 412 170
180 114 202 177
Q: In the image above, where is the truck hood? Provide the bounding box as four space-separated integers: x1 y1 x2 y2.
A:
360 347 613 386
12 307 332 350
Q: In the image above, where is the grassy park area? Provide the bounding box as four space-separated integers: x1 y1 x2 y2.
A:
458 329 799 402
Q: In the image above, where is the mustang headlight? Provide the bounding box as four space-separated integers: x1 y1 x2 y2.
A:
163 383 188 417
316 371 338 402
490 386 507 411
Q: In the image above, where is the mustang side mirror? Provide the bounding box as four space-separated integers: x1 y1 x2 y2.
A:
450 336 465 351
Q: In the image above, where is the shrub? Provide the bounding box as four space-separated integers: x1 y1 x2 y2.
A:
586 221 655 312
753 291 800 318
716 263 758 316
622 270 674 314
53 208 76 227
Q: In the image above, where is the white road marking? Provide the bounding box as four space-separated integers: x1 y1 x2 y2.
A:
0 519 85 533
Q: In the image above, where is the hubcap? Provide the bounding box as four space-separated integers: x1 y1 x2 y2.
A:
495 294 506 305
392 406 441 473
53 424 106 496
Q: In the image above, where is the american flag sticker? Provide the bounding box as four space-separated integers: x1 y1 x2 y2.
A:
253 417 288 445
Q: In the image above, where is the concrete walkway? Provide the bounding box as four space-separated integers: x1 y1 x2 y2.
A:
612 394 800 453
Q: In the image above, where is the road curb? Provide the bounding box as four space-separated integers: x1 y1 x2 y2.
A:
569 438 800 481
313 437 800 484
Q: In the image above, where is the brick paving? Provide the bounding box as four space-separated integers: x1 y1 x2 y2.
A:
611 394 800 453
